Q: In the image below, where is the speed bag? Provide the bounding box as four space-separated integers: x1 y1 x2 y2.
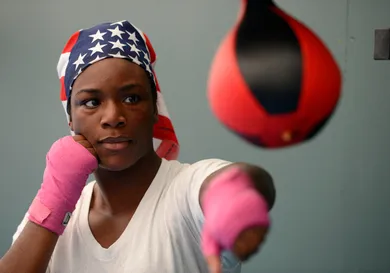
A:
207 0 342 148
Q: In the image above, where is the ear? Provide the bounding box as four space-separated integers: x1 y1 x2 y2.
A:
69 121 74 131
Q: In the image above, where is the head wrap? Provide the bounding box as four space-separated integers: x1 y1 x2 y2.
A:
56 20 179 160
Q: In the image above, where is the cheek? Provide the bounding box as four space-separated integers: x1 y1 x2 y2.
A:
128 104 155 122
71 113 98 138
72 121 92 137
130 111 152 122
130 114 154 131
127 111 155 135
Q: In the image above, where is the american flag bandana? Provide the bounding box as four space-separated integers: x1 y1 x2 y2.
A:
56 20 179 160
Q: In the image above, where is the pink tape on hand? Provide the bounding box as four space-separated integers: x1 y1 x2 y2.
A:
28 136 98 235
201 167 270 257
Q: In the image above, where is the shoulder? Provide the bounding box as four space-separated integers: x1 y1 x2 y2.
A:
188 158 233 169
164 158 233 181
161 158 233 216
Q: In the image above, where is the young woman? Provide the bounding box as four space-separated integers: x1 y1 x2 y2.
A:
0 20 276 273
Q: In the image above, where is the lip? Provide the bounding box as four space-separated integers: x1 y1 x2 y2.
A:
100 135 133 143
99 136 133 151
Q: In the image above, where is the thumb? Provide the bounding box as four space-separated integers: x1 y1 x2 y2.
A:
201 228 222 273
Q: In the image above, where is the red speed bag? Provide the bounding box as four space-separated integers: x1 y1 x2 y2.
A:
207 0 342 148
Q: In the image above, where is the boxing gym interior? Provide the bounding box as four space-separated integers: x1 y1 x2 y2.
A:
0 0 389 272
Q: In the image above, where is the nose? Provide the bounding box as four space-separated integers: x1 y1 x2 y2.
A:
100 101 126 128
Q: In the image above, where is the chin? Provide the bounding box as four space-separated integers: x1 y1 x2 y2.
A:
98 156 139 172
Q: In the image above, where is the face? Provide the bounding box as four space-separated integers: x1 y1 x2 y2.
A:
70 58 158 171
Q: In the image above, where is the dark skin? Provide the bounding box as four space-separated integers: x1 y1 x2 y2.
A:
69 58 275 272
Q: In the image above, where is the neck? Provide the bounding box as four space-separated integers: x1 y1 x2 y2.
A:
92 150 162 215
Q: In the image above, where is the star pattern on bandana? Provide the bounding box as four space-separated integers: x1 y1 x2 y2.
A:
65 20 153 92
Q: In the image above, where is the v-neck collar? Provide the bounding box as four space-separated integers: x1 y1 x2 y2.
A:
77 159 169 261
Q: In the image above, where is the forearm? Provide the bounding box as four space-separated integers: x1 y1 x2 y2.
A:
0 221 58 273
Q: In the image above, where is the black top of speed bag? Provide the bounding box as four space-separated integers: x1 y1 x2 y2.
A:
236 0 302 114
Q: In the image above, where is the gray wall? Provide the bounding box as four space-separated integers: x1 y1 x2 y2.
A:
0 0 389 272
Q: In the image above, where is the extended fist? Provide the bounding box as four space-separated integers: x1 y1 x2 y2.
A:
201 167 271 273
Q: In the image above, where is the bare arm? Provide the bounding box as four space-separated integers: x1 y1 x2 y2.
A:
0 221 58 273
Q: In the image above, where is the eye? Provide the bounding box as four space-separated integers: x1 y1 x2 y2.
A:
124 95 140 104
82 99 100 108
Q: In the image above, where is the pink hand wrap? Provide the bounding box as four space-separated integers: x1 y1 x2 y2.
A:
201 167 270 256
28 136 98 235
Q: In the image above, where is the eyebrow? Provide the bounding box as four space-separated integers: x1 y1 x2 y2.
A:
75 84 143 96
74 89 100 96
118 83 143 92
